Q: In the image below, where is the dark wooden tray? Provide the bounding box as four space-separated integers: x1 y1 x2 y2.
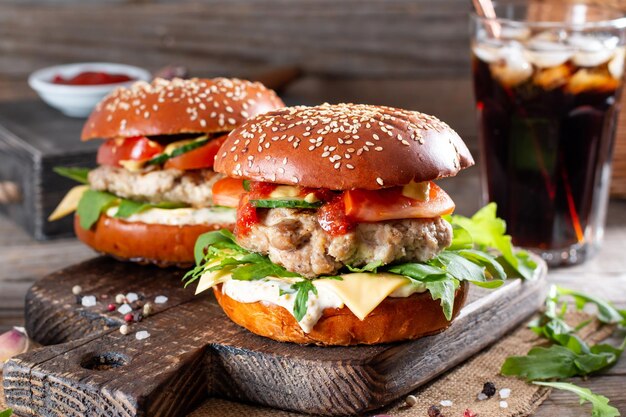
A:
0 100 98 240
3 256 547 416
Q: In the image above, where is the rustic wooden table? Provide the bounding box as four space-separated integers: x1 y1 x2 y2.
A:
1 78 625 415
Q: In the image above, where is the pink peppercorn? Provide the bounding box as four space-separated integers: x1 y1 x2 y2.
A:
124 313 134 323
107 304 116 312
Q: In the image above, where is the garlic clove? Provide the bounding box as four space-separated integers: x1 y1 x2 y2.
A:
0 327 30 368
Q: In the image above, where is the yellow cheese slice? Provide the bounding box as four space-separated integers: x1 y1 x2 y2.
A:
269 185 301 198
195 268 234 295
194 267 412 322
402 181 430 201
314 273 410 320
48 185 89 221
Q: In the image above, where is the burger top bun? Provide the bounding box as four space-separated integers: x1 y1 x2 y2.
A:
215 103 474 190
81 77 285 141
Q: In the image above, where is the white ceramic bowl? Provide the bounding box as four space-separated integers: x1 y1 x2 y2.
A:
28 63 151 118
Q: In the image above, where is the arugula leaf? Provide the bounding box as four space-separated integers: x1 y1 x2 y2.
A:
76 190 117 229
502 345 582 380
533 382 620 417
232 261 300 281
242 180 251 191
386 262 448 281
192 230 241 265
114 199 186 219
345 260 383 273
557 287 625 325
54 166 90 184
0 409 12 417
425 279 459 321
292 280 317 321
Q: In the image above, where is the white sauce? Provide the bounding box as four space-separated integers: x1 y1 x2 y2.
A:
220 276 427 333
105 206 236 226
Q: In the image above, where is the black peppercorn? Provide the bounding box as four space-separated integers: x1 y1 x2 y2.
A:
481 381 497 398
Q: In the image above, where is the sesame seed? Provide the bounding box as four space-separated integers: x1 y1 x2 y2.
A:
376 177 384 186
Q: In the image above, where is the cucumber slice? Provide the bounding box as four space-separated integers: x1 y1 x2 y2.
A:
250 198 322 209
146 138 210 166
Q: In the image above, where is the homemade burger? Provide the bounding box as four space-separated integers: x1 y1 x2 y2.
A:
50 77 284 266
185 103 525 345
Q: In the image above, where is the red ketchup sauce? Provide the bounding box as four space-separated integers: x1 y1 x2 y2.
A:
52 71 134 85
234 182 277 237
317 194 355 236
235 181 354 237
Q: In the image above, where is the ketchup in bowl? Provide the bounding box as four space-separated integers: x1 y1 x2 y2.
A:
52 71 134 85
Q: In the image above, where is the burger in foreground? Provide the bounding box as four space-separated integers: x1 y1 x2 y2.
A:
185 103 537 345
50 77 284 266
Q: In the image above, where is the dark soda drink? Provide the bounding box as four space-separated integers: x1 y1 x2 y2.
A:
471 13 626 265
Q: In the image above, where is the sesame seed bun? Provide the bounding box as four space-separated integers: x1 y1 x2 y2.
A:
214 103 474 190
213 281 468 346
81 77 285 141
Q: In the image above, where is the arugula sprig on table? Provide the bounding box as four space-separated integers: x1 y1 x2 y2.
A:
55 166 189 229
501 286 625 417
0 409 12 417
186 203 537 322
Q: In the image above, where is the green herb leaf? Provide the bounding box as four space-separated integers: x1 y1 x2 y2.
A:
114 199 186 219
447 203 535 279
232 261 300 281
76 190 118 230
425 278 459 321
501 343 623 381
447 223 474 250
386 263 448 281
54 166 90 184
533 382 620 417
242 180 251 191
345 260 383 273
292 280 318 321
502 345 581 380
0 409 13 417
557 287 625 325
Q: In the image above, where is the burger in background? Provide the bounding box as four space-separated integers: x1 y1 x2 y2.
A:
50 77 284 266
185 103 536 345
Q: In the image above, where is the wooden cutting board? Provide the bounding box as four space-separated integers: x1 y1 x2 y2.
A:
3 256 547 417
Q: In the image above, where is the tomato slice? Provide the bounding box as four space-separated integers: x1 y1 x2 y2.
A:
97 136 164 167
164 135 227 171
343 182 455 222
212 177 247 208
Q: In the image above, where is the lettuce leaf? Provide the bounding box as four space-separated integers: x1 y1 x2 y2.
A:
76 190 118 229
533 382 620 417
54 166 90 184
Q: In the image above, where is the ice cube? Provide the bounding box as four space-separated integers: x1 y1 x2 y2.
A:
524 30 574 68
609 47 625 79
472 39 505 63
490 43 533 87
567 69 619 94
569 34 615 67
533 65 571 90
500 26 531 41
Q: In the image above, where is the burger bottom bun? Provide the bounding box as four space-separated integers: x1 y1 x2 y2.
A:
74 214 232 268
213 281 469 346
